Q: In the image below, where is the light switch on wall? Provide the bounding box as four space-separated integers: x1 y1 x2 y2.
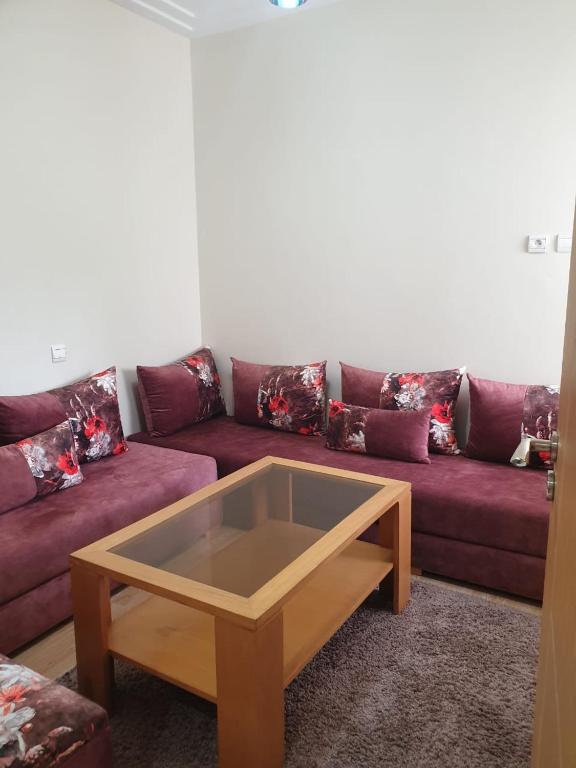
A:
527 235 549 253
557 234 573 254
51 344 67 363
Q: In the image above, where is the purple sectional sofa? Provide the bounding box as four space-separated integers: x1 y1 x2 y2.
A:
130 415 550 601
0 443 217 655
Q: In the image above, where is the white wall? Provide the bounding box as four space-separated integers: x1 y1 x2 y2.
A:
0 0 201 434
192 0 576 429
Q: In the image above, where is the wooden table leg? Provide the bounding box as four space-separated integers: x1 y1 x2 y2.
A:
215 612 284 768
70 560 113 711
378 490 411 614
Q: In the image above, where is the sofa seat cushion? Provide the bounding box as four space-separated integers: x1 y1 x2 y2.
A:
0 654 110 766
129 416 549 559
0 443 217 605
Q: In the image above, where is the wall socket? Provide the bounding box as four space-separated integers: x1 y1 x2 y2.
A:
527 235 549 253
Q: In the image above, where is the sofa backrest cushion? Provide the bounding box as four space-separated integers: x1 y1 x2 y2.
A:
232 357 327 436
0 392 66 446
0 368 127 464
0 444 37 514
340 362 465 455
137 347 226 437
465 375 527 463
326 400 431 463
50 367 127 463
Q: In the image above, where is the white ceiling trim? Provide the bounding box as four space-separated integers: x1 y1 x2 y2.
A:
110 0 344 39
155 0 197 19
126 0 196 32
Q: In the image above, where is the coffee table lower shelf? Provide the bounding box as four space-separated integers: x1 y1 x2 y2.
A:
108 539 393 702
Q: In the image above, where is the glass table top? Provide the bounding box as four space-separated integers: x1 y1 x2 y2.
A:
110 464 383 598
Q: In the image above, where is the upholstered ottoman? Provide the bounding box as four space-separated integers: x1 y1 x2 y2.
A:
0 655 112 767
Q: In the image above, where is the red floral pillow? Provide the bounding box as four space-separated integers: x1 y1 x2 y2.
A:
137 347 226 436
16 420 84 498
50 367 128 463
232 358 327 435
341 362 465 455
520 385 559 468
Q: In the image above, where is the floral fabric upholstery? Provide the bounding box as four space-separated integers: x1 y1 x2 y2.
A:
257 363 326 435
176 348 225 422
233 358 327 435
0 655 108 767
521 385 559 468
15 421 83 498
137 347 226 436
340 363 464 455
378 369 464 455
50 367 127 464
327 400 369 453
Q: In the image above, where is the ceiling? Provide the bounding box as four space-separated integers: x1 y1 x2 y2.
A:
110 0 343 38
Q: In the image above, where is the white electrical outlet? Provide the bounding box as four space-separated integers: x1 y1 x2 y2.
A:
527 235 549 253
51 344 67 363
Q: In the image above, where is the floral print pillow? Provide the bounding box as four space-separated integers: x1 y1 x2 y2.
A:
327 400 369 453
521 384 559 468
16 420 83 498
50 367 128 464
233 358 327 435
258 362 326 435
137 347 226 436
0 655 108 766
176 347 226 421
378 368 465 455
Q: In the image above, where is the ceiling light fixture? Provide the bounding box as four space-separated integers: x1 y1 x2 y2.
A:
269 0 308 8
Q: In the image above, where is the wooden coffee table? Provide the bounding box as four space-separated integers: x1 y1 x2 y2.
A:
70 456 411 768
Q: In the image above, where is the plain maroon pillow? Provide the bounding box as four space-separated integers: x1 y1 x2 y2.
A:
326 400 431 464
137 364 202 436
340 363 382 408
0 392 66 446
465 375 527 463
0 444 37 514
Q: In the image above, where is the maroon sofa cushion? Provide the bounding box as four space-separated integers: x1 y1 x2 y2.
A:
340 362 464 455
326 400 431 464
0 445 36 515
0 392 66 446
0 655 111 766
232 357 327 435
0 443 217 605
50 367 128 464
129 416 549 561
465 375 527 463
0 369 127 464
15 419 83 499
521 384 560 468
137 347 225 436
